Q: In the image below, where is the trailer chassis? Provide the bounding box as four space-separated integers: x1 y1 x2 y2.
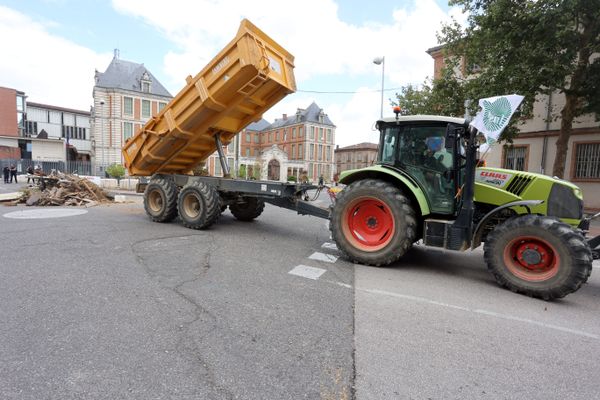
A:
138 173 332 221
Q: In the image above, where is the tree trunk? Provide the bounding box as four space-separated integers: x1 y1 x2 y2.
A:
551 13 594 178
552 93 576 178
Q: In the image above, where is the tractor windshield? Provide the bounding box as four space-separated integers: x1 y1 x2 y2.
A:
379 123 455 214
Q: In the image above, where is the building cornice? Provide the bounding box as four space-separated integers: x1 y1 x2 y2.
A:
27 102 90 116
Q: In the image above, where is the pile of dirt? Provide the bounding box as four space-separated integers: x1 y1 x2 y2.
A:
25 172 111 207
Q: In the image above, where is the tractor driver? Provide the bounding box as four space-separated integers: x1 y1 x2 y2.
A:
423 136 452 172
422 136 453 195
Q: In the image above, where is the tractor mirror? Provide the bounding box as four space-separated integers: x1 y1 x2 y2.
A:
446 125 462 140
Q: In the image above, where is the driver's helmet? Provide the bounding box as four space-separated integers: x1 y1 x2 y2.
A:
425 136 444 152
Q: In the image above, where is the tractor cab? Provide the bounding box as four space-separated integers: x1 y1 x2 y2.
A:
376 116 468 215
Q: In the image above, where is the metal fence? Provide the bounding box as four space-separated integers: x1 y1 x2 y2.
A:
1 159 102 177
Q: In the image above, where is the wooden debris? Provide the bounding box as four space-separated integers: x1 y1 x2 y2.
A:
23 171 111 207
0 192 24 202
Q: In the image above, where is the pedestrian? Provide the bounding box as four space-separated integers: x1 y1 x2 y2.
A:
333 173 339 187
9 164 17 183
318 174 324 186
2 166 9 184
27 165 34 184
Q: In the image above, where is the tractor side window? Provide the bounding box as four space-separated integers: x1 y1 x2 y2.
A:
380 129 397 163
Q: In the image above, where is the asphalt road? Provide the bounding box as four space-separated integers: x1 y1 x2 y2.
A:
0 194 353 400
1 183 600 399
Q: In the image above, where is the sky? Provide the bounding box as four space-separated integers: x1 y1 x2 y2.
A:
0 0 465 147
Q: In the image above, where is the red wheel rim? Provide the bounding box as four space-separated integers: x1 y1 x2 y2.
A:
342 196 395 251
503 236 560 282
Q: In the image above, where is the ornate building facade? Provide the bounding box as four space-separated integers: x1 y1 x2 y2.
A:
207 102 336 182
92 50 172 174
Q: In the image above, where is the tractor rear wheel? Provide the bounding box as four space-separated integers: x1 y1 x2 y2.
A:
144 176 179 222
484 214 592 300
229 197 265 221
330 179 416 266
177 181 220 230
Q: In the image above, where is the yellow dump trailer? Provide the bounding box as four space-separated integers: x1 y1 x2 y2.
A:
122 19 296 176
131 19 327 234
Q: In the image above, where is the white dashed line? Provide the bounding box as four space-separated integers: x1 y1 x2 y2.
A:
321 242 338 250
289 265 326 280
309 252 338 263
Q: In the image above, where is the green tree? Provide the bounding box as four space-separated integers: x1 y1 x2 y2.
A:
252 163 262 180
440 0 600 178
106 163 126 181
238 164 247 179
394 67 466 117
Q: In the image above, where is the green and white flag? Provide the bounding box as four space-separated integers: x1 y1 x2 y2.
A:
470 94 524 140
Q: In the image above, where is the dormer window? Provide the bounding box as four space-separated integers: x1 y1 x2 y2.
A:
141 71 151 93
318 110 325 123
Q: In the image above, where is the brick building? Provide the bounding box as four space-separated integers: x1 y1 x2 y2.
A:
0 86 26 160
334 142 378 174
205 102 336 182
222 102 336 182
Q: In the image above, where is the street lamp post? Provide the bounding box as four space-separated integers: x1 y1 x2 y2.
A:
373 56 385 119
99 100 105 175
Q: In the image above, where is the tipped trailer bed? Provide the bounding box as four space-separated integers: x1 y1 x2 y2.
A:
123 19 328 227
122 19 296 177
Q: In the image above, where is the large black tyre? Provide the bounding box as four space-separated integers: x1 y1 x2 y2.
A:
229 197 265 221
144 176 179 222
330 179 417 266
484 214 592 300
177 181 221 230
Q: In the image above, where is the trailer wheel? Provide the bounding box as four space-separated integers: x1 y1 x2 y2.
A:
144 176 179 222
330 179 416 266
484 214 592 300
177 181 221 230
229 197 265 221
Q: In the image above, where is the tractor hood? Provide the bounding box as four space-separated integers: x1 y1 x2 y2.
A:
474 167 584 224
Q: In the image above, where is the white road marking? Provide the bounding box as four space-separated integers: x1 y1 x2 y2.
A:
323 279 599 340
289 265 326 280
362 287 599 340
321 242 338 250
309 252 338 263
3 208 88 219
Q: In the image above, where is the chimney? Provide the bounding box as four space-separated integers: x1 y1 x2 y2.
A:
283 114 287 120
114 48 120 59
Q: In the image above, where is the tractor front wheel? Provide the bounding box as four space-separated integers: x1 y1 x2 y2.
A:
330 179 416 266
484 214 592 300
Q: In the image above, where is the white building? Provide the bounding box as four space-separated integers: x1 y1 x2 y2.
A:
25 102 92 164
92 50 172 174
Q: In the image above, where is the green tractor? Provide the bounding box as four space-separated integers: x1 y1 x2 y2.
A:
331 113 595 300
